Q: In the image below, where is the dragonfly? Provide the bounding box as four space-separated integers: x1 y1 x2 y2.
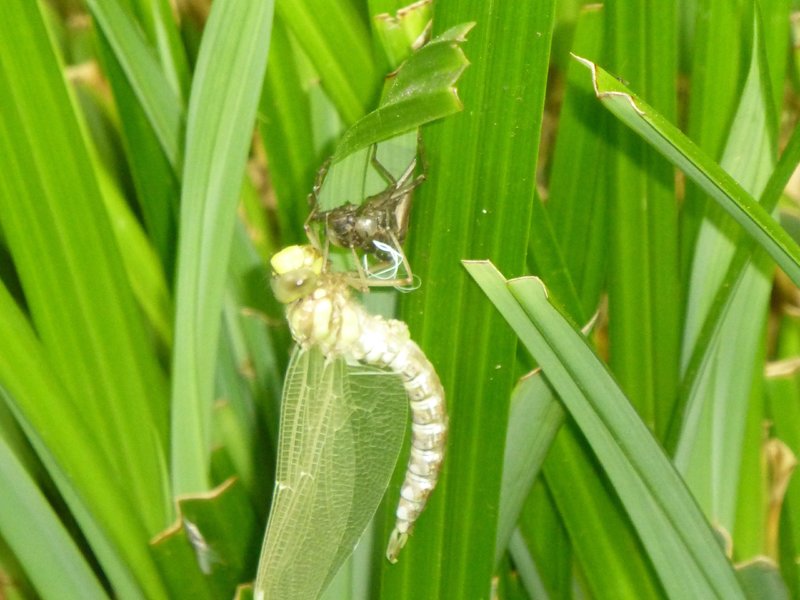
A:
304 133 425 290
255 245 447 599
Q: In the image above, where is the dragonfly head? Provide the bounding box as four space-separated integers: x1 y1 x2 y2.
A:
270 245 324 303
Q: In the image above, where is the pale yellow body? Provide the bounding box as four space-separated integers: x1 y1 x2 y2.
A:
271 245 447 563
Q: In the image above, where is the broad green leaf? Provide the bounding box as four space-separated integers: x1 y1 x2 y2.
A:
332 23 473 162
603 0 680 437
464 261 745 599
170 0 275 494
573 55 800 288
383 1 555 597
255 348 407 600
0 433 107 599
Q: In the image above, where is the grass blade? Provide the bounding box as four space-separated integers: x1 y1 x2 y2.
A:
381 2 556 597
84 0 185 169
0 285 167 598
0 0 170 535
464 260 745 599
603 0 680 437
170 0 275 494
494 374 563 565
277 0 376 125
0 434 108 600
572 55 800 287
674 9 778 534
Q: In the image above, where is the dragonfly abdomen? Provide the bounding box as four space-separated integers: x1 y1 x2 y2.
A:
354 314 447 563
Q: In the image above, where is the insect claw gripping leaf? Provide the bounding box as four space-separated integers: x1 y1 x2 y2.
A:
269 244 447 564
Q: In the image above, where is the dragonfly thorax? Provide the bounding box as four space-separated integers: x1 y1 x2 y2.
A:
285 279 362 356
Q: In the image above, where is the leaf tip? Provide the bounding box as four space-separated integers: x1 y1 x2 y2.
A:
508 275 548 298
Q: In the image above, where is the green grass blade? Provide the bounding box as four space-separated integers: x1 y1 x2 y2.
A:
527 192 584 324
122 0 192 103
765 317 800 594
0 285 167 599
464 261 746 599
150 479 259 598
170 0 275 494
87 0 188 271
542 423 663 598
96 167 173 348
539 10 666 592
381 2 555 597
94 32 181 274
603 0 681 438
573 55 800 287
673 118 800 456
544 4 608 320
0 435 108 600
494 374 564 565
674 10 777 535
84 0 184 169
371 0 433 68
258 14 318 243
0 0 170 534
680 0 747 268
277 0 376 125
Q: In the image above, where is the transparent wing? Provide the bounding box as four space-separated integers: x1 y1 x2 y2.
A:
254 347 407 600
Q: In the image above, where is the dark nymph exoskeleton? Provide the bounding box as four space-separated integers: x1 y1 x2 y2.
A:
305 144 425 290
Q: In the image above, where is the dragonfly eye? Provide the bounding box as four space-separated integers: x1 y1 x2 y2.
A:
271 268 319 304
270 245 324 303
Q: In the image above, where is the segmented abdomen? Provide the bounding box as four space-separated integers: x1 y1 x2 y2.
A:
286 280 447 563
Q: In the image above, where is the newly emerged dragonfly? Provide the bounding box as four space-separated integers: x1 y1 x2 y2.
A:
305 134 424 289
255 245 447 598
